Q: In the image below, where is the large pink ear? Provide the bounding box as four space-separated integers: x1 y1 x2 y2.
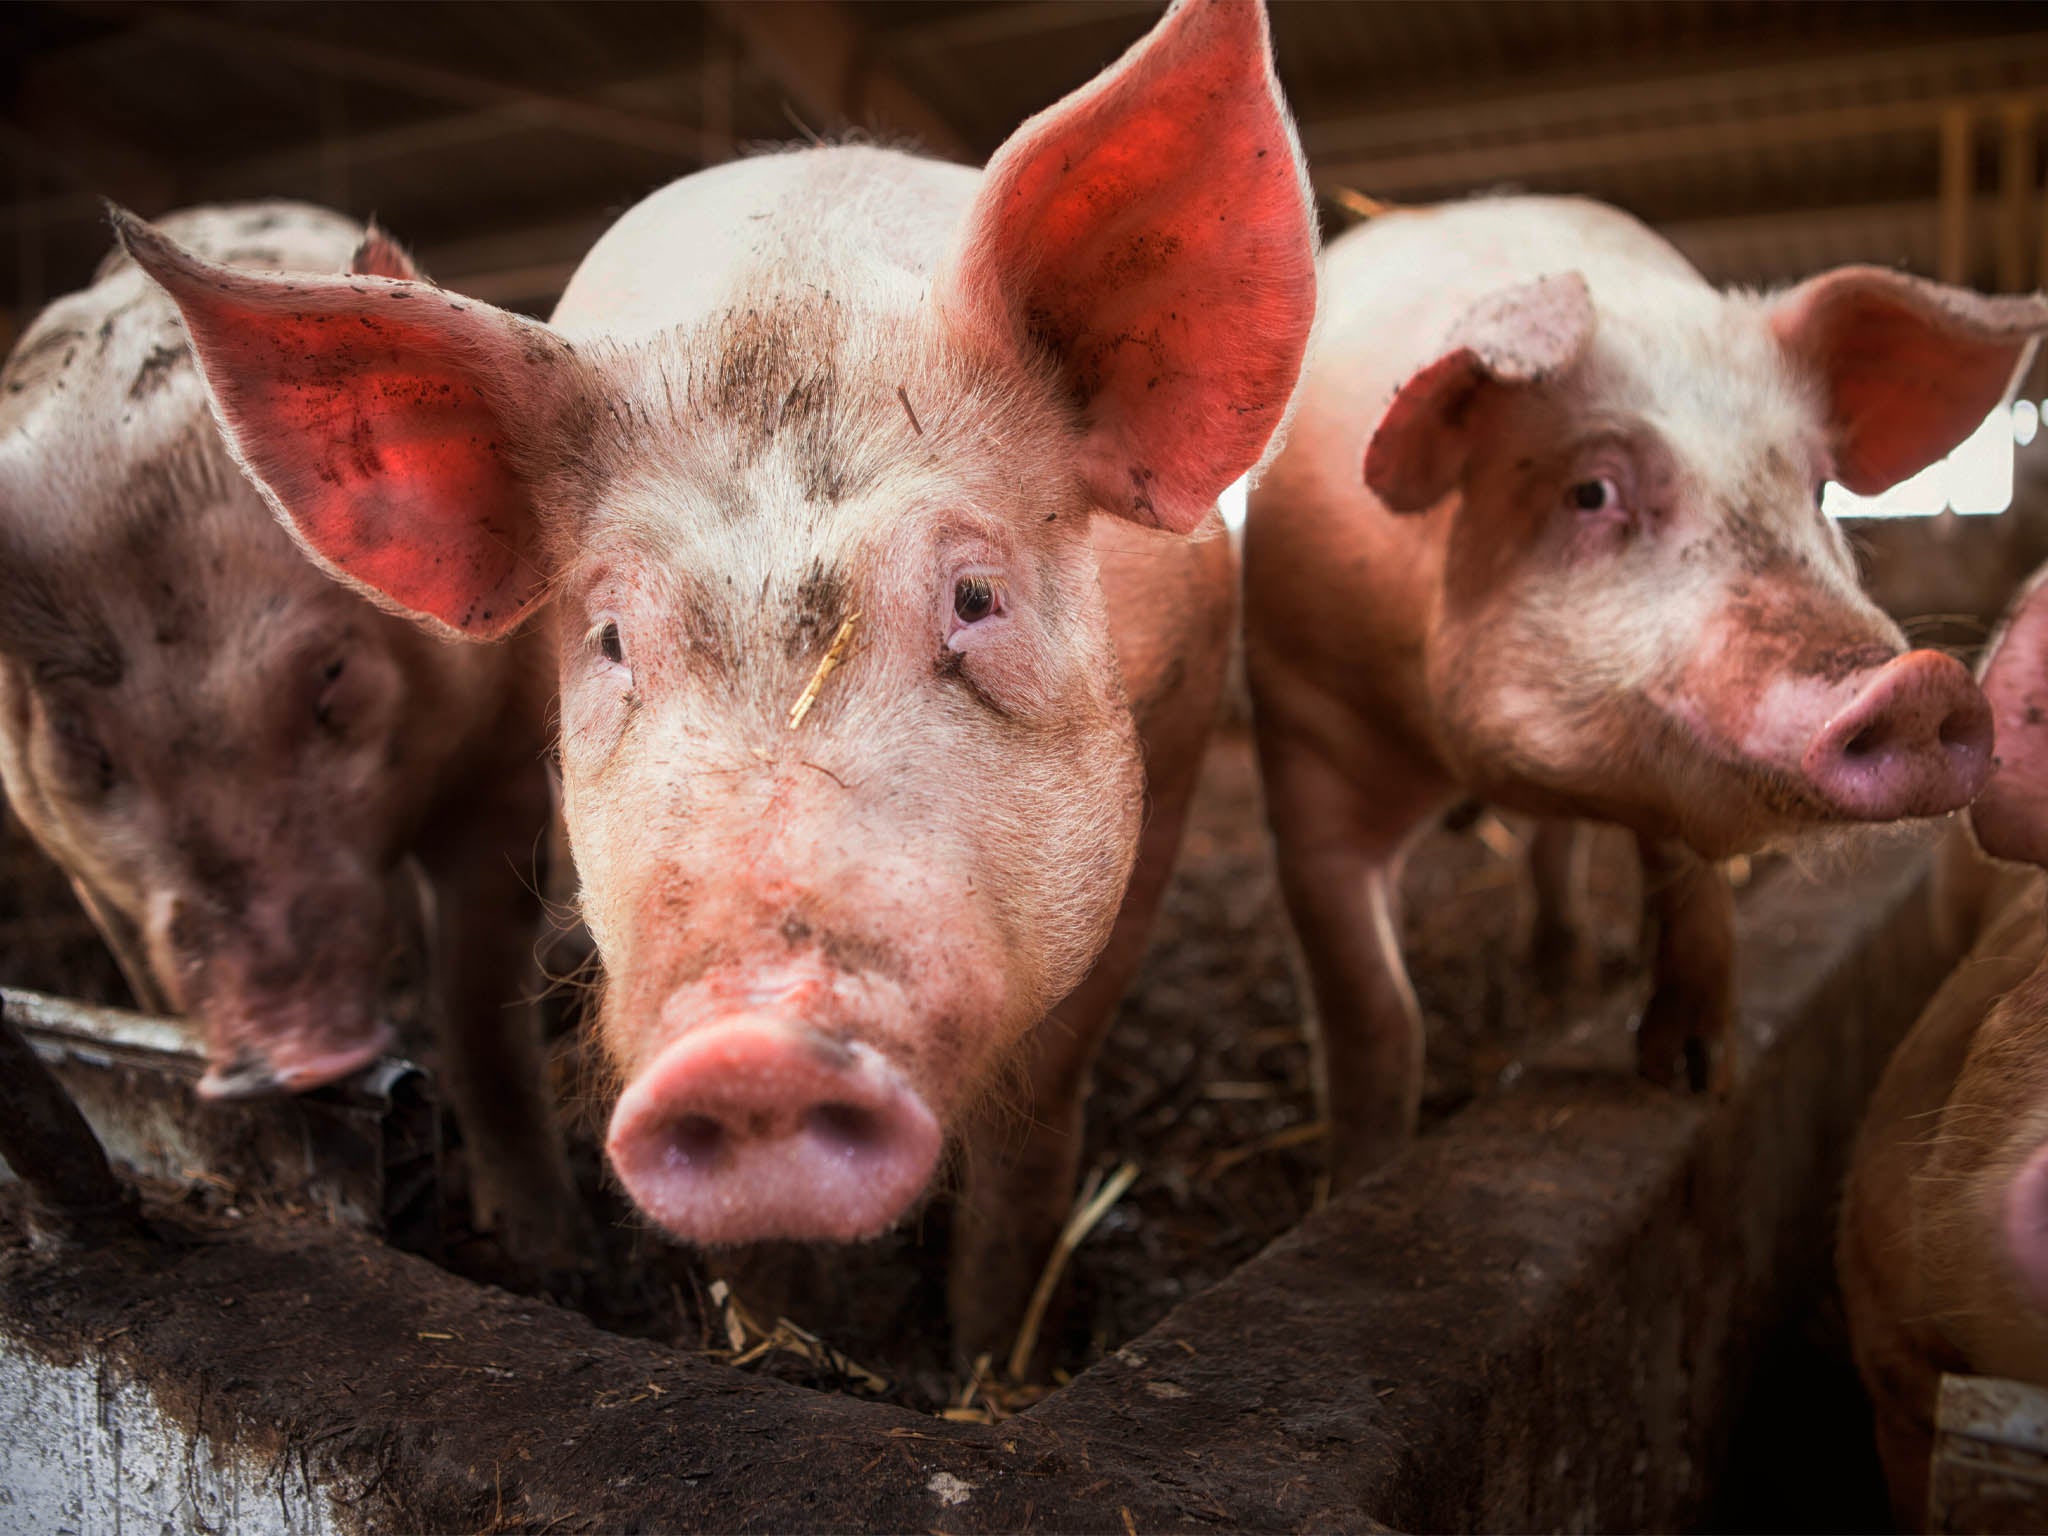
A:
1973 563 2048 865
940 0 1316 534
1769 267 2048 496
112 207 575 641
1364 272 1594 513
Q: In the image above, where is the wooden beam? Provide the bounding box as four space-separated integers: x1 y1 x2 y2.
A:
706 0 971 162
133 9 707 162
1940 104 1974 285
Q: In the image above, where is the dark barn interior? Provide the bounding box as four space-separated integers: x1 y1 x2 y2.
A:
5 3 2048 1532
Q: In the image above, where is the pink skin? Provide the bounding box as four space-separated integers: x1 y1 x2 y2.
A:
1246 195 2044 1184
125 0 1316 1358
0 203 580 1264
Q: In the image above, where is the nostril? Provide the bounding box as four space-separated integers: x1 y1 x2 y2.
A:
658 1112 728 1172
804 1101 882 1159
1939 711 1978 750
1842 723 1884 760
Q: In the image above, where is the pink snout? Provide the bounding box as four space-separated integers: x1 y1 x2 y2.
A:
197 1020 394 1100
1799 650 1993 819
605 1020 942 1246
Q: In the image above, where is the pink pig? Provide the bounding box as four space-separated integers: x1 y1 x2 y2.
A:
1841 565 2048 1529
0 202 579 1260
1244 195 2046 1185
122 0 1316 1354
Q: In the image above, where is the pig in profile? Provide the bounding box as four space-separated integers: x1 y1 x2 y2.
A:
1840 565 2048 1530
1245 194 2046 1184
121 0 1318 1357
0 202 579 1262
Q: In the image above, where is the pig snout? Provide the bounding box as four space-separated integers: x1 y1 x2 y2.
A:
605 1019 942 1246
196 1013 395 1099
1798 650 1992 820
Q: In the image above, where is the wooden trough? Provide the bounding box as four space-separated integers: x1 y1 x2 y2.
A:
0 826 1979 1532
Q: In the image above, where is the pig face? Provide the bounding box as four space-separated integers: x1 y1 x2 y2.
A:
551 309 1146 1237
127 0 1317 1242
0 436 426 1094
1365 263 2043 856
0 206 448 1096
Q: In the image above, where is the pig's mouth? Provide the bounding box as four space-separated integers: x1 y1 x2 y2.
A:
605 1017 943 1245
196 1010 396 1099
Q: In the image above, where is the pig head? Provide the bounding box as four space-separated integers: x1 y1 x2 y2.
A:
0 203 487 1096
125 0 1316 1245
1360 217 2041 853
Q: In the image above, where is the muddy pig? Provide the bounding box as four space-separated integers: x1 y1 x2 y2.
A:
0 203 580 1262
121 0 1317 1357
1840 563 2048 1530
1245 194 2048 1186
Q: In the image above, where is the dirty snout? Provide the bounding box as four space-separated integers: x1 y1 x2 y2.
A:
150 878 399 1100
606 1005 942 1246
1799 650 1992 820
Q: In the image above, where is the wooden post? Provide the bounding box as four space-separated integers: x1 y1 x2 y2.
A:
2000 99 2037 292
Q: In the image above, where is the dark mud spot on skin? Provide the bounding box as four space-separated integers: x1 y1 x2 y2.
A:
786 561 847 661
128 343 191 400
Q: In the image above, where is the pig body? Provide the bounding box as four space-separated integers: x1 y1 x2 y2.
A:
1246 195 2040 1183
0 203 578 1261
130 0 1316 1356
1842 566 2048 1528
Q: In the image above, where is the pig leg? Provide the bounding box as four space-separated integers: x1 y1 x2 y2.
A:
1633 834 1736 1093
1258 720 1452 1188
949 733 1210 1372
1527 818 1599 990
418 761 589 1270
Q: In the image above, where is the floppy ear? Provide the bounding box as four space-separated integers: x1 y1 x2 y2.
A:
1364 271 1594 513
1769 266 2048 496
113 207 578 640
940 0 1317 534
1973 563 2048 866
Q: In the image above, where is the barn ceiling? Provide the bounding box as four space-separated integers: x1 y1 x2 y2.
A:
5 0 2047 389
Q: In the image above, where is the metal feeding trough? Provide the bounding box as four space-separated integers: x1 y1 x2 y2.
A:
0 832 1996 1531
0 988 440 1248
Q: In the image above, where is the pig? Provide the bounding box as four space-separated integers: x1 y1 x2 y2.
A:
0 203 580 1263
1839 565 2048 1530
119 0 1317 1357
1243 194 2048 1186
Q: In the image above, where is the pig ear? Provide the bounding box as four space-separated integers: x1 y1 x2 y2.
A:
112 207 574 641
1770 267 2048 496
348 222 424 282
940 0 1316 534
1973 564 2048 865
1364 272 1594 513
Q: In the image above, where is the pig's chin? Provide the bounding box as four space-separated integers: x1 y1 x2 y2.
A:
196 1002 395 1100
603 969 972 1247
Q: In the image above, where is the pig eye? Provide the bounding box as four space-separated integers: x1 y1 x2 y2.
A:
53 715 115 797
953 575 1001 625
313 658 346 731
589 615 629 675
1569 477 1622 514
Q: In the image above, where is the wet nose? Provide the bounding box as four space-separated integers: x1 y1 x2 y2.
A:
1800 649 1993 819
604 1019 941 1245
